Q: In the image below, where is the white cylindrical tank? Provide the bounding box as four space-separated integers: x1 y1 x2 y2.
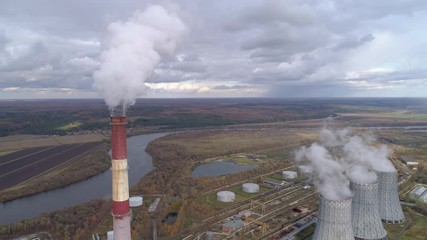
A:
129 196 143 207
242 183 260 193
282 170 298 179
107 231 114 240
217 191 235 202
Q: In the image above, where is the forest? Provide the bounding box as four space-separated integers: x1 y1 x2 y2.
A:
3 97 425 136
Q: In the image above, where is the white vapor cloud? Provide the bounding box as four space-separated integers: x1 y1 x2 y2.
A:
294 127 395 200
93 5 187 109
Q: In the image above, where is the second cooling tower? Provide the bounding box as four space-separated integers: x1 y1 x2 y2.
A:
312 196 354 240
350 181 387 240
376 171 405 224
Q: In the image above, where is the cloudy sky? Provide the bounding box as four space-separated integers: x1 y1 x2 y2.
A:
1 0 427 99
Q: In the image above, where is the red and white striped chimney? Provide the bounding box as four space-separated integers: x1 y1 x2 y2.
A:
111 116 131 240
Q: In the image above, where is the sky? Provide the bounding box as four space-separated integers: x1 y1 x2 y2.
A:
1 0 427 99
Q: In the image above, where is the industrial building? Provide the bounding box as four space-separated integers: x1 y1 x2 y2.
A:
282 171 297 179
421 191 427 203
400 155 418 166
350 181 387 240
242 183 260 193
265 178 290 188
312 196 354 240
217 191 236 202
222 219 245 234
411 185 427 197
376 171 405 224
410 185 427 203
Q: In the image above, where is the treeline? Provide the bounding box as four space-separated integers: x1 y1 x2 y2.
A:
0 110 108 136
0 200 110 239
131 114 241 129
412 162 427 184
0 98 341 136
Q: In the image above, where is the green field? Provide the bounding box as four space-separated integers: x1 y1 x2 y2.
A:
364 113 427 119
56 121 82 130
383 208 427 239
399 211 427 240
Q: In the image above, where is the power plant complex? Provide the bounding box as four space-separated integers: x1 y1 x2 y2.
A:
110 115 132 240
312 171 404 240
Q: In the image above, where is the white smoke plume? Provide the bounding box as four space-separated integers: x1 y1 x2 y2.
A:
345 165 377 184
342 134 395 173
295 127 395 200
295 143 352 201
93 5 187 112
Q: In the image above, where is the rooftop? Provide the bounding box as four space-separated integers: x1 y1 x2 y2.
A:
420 191 427 202
222 219 244 230
411 186 427 196
401 155 418 163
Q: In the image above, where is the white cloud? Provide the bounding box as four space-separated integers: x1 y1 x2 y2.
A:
68 56 100 68
0 0 427 98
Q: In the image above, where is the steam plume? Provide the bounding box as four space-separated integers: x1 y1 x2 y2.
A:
93 5 187 111
295 143 352 200
295 127 395 200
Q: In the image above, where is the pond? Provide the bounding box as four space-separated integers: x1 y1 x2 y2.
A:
192 160 256 177
162 212 178 224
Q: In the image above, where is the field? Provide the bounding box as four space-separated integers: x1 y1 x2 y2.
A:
0 140 110 202
148 129 317 165
0 133 105 153
383 207 427 240
0 142 103 191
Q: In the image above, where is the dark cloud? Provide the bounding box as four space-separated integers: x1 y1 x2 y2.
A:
333 34 375 51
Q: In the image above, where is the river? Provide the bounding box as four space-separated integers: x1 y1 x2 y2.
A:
0 132 169 225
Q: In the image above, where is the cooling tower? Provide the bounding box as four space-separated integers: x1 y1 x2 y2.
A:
111 116 131 240
376 171 405 224
312 196 354 240
350 181 387 240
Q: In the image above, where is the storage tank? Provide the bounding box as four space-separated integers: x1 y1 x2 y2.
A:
312 196 354 240
206 231 214 240
282 170 297 179
107 231 113 240
350 181 387 240
376 171 405 223
129 196 143 207
217 191 235 202
242 183 260 193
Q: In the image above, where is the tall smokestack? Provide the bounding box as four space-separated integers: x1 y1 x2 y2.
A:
111 115 131 239
312 196 354 240
376 171 405 224
350 181 387 240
